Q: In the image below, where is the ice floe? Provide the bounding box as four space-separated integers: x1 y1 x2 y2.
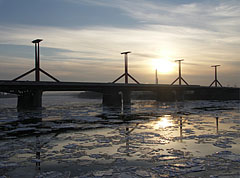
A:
0 99 240 177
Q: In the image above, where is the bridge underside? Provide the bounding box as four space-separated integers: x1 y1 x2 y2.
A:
0 81 239 110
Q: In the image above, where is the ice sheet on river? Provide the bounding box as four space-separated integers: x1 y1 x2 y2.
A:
0 100 240 177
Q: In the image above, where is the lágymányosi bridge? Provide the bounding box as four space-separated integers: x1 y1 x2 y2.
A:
0 39 239 109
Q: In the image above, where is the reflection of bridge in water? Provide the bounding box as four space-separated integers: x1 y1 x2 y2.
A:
0 39 239 109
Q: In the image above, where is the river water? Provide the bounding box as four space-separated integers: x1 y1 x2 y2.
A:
0 94 240 177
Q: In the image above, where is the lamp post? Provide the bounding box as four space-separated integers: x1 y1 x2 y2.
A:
178 59 182 85
12 39 60 82
155 68 158 84
171 59 189 85
209 65 222 87
32 39 42 82
112 51 140 84
122 51 131 84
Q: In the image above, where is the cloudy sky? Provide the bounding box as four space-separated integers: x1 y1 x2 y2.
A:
0 0 239 86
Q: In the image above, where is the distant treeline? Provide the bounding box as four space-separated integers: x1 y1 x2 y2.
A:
78 91 156 100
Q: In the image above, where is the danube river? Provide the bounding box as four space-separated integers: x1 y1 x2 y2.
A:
0 94 240 177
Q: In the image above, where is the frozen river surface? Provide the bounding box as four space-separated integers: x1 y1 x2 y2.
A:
0 95 240 177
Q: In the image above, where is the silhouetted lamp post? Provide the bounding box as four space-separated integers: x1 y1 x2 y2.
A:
112 51 140 84
155 68 158 84
32 39 42 82
13 39 60 82
171 59 189 85
209 65 222 87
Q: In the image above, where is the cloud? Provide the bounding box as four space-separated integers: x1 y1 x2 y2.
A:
67 0 240 28
63 0 240 46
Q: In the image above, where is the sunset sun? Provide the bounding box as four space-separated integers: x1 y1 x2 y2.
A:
152 58 175 74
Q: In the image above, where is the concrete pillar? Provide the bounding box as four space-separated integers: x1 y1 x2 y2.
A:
17 90 42 110
122 91 131 105
102 92 122 106
102 91 131 106
156 89 175 101
175 89 185 101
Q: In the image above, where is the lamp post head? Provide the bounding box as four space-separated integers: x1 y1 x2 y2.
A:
121 51 131 55
175 59 184 62
32 39 43 44
212 65 220 67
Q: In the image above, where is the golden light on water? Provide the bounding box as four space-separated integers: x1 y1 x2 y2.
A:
154 116 173 129
152 58 175 74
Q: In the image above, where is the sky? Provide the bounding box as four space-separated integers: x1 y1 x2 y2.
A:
0 0 239 86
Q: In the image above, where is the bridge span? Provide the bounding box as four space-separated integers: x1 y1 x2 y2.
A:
0 80 201 92
0 80 239 110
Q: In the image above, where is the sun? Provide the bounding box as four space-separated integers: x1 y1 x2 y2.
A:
152 58 175 74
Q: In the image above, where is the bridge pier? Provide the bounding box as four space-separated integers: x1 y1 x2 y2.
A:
122 90 131 105
17 90 42 110
102 90 131 106
156 89 175 101
155 89 185 101
102 92 122 106
175 89 185 101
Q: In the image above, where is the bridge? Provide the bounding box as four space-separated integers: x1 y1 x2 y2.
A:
0 39 239 109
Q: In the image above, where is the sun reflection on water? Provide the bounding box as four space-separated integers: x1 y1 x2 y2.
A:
154 115 173 129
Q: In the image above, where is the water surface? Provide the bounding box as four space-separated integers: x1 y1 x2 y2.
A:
0 95 240 177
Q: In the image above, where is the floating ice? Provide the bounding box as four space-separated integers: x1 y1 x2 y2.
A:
96 137 111 143
1 99 240 177
184 128 195 134
63 143 79 149
152 155 180 161
36 171 71 178
185 165 205 173
0 162 18 169
171 163 192 168
213 151 240 162
31 159 41 163
93 169 113 176
167 148 185 156
6 127 36 134
89 154 103 159
213 138 236 148
79 116 102 122
135 170 151 177
113 158 127 164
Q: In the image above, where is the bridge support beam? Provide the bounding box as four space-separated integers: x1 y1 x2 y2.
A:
17 90 42 110
102 92 122 106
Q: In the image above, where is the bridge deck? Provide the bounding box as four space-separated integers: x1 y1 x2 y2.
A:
0 80 204 92
1 80 239 104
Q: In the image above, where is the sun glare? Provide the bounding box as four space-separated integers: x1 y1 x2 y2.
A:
152 58 175 74
154 116 173 129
